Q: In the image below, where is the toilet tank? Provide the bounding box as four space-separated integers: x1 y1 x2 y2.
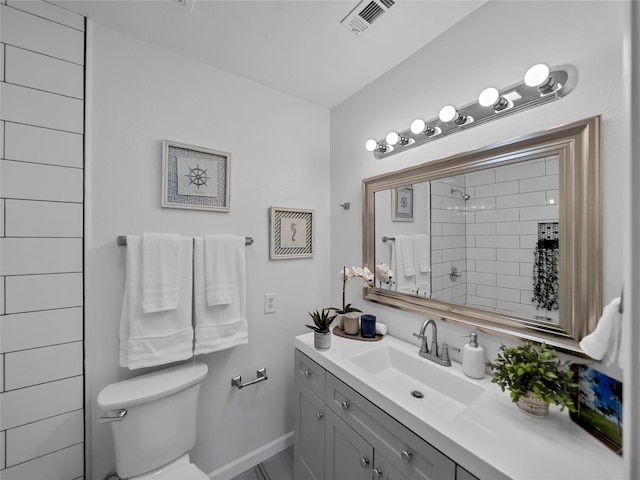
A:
97 361 208 479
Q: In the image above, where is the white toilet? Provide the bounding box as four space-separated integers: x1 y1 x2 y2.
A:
97 361 210 479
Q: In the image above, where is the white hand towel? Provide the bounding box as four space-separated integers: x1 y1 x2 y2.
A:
141 233 181 313
413 234 431 273
391 236 416 294
204 235 236 306
413 234 431 297
194 236 248 354
120 235 194 370
396 235 416 277
579 297 621 362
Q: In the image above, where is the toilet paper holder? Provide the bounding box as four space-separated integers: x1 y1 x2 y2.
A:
231 368 268 390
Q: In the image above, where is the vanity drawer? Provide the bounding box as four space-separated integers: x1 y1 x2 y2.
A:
295 350 326 400
326 373 455 480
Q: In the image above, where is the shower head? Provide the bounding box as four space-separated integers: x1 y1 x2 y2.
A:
451 188 471 201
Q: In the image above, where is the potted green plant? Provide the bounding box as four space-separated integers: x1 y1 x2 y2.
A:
486 341 578 417
306 308 335 351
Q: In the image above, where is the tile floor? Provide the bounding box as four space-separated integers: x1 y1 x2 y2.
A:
230 446 293 480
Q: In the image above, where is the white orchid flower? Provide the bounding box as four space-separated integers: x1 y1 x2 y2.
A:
340 266 354 281
375 263 394 284
361 266 374 285
336 264 376 313
351 266 374 286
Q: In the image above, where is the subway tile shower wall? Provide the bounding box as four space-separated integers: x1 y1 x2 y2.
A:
0 1 85 478
430 156 559 322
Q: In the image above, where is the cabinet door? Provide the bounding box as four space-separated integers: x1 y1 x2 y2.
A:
325 408 373 480
372 451 411 480
327 374 455 480
294 379 326 480
295 349 326 399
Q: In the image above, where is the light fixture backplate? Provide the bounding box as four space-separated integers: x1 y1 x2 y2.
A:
371 64 578 159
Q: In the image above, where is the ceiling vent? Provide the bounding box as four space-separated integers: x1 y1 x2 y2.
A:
340 0 396 35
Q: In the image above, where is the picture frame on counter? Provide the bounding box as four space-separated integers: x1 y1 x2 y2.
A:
570 364 623 454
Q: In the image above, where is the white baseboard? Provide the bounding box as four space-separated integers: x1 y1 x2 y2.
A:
207 432 294 480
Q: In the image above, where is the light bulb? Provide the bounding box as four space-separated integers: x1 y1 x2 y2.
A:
479 87 500 107
410 119 426 135
524 63 551 87
386 131 400 145
479 87 509 111
439 105 457 123
365 139 379 152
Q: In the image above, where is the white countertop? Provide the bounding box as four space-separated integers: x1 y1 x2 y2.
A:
295 332 623 480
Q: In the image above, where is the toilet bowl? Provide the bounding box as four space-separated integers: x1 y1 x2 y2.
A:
130 454 209 480
97 361 209 479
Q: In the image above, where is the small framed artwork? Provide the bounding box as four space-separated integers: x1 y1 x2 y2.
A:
392 185 414 222
570 364 623 454
162 140 230 212
270 207 315 259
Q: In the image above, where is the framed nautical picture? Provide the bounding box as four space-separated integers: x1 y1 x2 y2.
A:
570 364 623 454
270 207 315 259
162 140 230 212
392 185 413 222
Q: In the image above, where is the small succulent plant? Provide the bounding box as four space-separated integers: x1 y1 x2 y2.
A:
306 308 334 333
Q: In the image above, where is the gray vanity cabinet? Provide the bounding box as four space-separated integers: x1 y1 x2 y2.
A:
325 408 373 480
295 380 326 480
326 372 455 480
294 349 457 480
294 351 327 480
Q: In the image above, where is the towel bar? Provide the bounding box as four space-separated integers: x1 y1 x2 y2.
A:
231 368 267 390
382 236 395 242
117 235 254 246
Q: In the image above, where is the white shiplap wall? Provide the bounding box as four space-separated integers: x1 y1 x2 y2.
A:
0 1 85 478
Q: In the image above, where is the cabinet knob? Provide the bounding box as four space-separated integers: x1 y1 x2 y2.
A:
315 412 323 420
341 401 351 410
359 457 370 469
401 450 413 463
373 467 383 478
303 369 312 376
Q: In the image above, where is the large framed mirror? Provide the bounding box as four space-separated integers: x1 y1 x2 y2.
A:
362 116 601 355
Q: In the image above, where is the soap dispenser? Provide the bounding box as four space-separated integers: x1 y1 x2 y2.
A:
462 332 485 379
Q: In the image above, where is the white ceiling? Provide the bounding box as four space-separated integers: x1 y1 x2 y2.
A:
54 0 487 108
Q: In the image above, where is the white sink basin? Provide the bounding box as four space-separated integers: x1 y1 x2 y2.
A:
349 345 484 419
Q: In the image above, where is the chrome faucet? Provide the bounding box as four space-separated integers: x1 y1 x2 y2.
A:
413 319 459 367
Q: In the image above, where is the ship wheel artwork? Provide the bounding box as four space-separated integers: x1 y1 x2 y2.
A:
162 140 230 212
185 164 211 189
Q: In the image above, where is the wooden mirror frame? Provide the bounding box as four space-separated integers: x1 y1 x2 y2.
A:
362 116 601 355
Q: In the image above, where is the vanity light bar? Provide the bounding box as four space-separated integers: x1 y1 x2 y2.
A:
365 64 578 159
